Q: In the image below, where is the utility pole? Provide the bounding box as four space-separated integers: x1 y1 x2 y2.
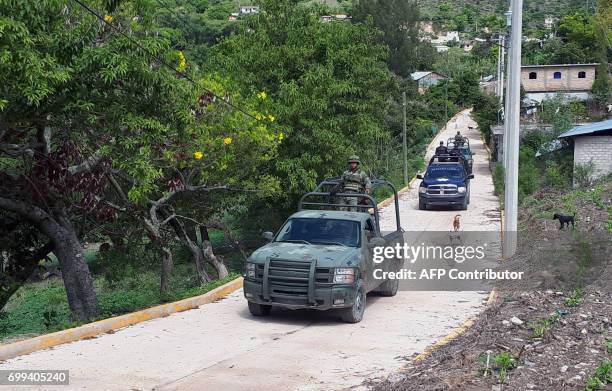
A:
499 35 505 107
402 91 408 185
503 0 523 258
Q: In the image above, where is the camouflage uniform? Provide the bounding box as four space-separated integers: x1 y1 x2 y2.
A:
340 156 371 212
454 132 465 146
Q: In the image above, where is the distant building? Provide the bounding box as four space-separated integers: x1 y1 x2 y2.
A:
434 44 449 53
239 5 259 14
320 14 352 23
558 120 612 185
228 13 239 21
411 71 446 93
521 63 598 102
544 16 556 29
431 31 460 45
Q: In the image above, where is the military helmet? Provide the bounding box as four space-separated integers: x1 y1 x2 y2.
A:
347 155 361 164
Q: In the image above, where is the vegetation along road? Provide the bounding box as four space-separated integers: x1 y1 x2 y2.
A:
0 110 501 391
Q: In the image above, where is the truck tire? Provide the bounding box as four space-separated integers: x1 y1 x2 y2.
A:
340 283 366 323
374 275 399 297
419 200 426 210
248 301 271 316
460 197 468 210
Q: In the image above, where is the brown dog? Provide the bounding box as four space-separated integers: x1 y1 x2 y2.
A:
453 215 461 231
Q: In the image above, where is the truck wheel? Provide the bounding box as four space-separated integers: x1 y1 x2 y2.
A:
248 301 271 316
419 200 427 210
461 197 468 210
340 283 366 323
375 275 399 297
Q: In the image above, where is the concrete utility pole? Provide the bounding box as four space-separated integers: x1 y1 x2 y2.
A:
499 35 505 107
503 0 523 258
402 91 408 185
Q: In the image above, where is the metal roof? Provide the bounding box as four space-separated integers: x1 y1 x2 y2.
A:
410 71 432 80
558 119 612 138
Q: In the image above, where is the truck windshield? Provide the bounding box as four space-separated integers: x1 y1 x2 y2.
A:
425 166 464 179
275 218 360 247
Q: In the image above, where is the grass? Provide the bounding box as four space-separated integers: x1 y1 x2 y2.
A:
583 360 611 391
0 261 240 342
478 351 518 383
529 312 562 338
565 288 584 307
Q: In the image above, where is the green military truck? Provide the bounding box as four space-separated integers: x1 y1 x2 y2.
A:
243 179 403 323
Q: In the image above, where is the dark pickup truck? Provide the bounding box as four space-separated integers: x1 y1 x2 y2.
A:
417 155 474 210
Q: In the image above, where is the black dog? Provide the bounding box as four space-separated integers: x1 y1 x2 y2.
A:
553 213 575 230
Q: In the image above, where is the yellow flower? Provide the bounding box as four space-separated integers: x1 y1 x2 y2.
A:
268 114 275 122
104 15 113 23
193 151 203 160
255 113 264 121
257 91 267 100
278 132 285 141
223 137 233 145
177 51 187 72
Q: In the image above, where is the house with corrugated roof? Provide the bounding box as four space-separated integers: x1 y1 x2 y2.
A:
558 119 612 184
410 71 446 94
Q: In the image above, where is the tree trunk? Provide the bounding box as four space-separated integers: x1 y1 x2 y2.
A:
159 246 173 294
186 242 213 283
0 198 99 321
48 220 99 321
200 226 229 279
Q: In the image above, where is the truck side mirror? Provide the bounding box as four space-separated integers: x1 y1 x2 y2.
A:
367 236 386 249
416 174 423 179
468 174 475 179
262 231 274 242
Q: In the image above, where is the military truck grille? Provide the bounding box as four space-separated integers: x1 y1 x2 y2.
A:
260 259 333 303
268 259 311 295
426 184 458 195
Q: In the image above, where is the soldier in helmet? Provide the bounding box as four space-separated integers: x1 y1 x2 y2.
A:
340 155 371 212
454 131 465 146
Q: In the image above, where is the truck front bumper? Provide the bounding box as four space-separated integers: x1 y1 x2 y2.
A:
243 279 357 310
419 192 466 206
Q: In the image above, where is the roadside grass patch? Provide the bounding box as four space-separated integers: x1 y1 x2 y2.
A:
0 265 240 342
528 312 562 338
565 288 584 307
583 360 612 391
478 351 518 384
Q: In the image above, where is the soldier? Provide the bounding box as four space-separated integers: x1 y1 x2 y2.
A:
454 131 465 146
435 141 448 156
340 155 371 212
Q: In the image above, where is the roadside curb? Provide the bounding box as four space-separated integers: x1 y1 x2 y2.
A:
0 277 244 361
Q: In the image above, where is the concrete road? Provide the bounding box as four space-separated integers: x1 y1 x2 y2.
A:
0 109 501 391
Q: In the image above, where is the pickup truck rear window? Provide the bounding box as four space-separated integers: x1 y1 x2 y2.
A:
425 166 464 179
276 218 360 247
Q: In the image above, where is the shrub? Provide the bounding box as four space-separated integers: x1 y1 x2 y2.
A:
574 160 596 187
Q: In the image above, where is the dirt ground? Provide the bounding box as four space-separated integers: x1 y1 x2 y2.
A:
369 182 612 391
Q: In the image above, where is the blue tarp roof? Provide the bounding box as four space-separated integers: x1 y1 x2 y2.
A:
558 119 612 138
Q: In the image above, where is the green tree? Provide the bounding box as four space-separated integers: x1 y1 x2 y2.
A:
353 0 433 76
211 0 396 205
0 0 279 317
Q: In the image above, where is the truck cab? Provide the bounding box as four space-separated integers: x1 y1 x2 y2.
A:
417 155 474 210
447 137 474 174
243 179 403 323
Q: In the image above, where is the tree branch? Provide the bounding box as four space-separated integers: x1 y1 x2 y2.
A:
67 152 103 175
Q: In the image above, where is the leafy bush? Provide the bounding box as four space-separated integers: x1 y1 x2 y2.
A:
574 160 596 187
492 164 505 196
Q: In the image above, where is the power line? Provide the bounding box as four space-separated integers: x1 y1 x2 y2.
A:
70 0 263 123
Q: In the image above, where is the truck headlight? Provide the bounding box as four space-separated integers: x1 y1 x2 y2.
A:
246 262 256 278
458 186 466 193
334 268 356 283
418 186 427 194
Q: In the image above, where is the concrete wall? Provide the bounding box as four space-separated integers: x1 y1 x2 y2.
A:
521 65 596 93
573 135 612 182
